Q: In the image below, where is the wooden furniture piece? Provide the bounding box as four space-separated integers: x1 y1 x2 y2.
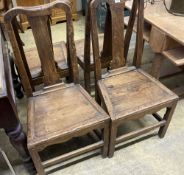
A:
4 3 73 97
16 0 78 31
0 0 24 32
0 27 34 172
77 0 112 94
77 0 137 94
90 0 178 157
24 41 69 89
4 1 110 174
125 0 184 97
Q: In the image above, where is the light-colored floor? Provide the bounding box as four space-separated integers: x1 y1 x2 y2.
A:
0 14 184 175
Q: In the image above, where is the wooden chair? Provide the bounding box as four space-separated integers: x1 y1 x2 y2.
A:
90 0 178 157
4 1 110 174
3 2 71 97
77 0 139 94
76 0 112 94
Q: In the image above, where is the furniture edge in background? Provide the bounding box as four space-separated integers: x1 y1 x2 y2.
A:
16 0 78 31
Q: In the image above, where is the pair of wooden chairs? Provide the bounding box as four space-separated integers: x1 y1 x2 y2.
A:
4 0 178 174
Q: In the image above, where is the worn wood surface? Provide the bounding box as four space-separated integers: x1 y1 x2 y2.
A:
4 0 78 96
90 0 179 158
25 41 68 81
77 0 113 93
28 84 109 148
126 0 184 45
126 0 184 96
5 1 110 174
163 47 184 66
99 68 178 120
78 0 134 94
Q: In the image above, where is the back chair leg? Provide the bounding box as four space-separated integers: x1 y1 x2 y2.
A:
158 102 177 138
102 122 110 158
108 122 117 158
84 69 91 93
29 148 45 175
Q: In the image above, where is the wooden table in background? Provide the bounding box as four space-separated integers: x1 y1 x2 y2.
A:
125 0 184 97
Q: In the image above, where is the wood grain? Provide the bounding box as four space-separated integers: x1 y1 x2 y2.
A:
90 0 179 158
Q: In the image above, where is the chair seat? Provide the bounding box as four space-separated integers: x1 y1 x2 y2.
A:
98 67 178 120
27 84 109 147
25 41 68 78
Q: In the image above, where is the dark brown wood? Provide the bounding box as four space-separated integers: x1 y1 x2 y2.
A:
42 141 104 168
124 0 138 60
90 0 179 158
9 55 24 99
5 1 110 174
132 0 144 67
115 120 166 144
78 0 140 94
83 0 92 93
4 0 79 97
158 102 177 138
28 15 60 86
0 28 35 173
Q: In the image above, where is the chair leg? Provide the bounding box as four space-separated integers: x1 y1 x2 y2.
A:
84 68 91 94
133 39 145 67
29 148 45 175
108 122 117 158
158 102 177 138
102 122 110 158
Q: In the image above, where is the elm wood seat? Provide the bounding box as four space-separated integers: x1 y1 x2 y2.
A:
28 83 109 169
28 84 109 148
98 67 177 121
4 1 110 175
90 0 178 157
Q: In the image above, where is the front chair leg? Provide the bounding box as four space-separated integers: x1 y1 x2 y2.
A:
102 122 110 158
108 122 117 158
158 101 177 138
84 68 91 94
29 148 45 175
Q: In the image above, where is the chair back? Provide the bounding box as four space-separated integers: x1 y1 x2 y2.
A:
4 0 79 97
90 0 144 81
